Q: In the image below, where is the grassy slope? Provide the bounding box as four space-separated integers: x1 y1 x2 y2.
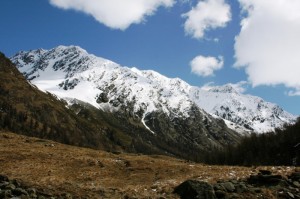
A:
0 132 297 198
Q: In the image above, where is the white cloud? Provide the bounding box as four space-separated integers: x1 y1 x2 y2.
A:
49 0 175 30
190 55 223 76
182 0 231 39
287 89 300 97
234 0 300 93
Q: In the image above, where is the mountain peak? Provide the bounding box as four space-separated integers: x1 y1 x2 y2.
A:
54 45 88 54
207 84 244 94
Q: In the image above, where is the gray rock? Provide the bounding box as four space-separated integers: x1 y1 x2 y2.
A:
0 175 9 182
0 182 9 189
11 179 22 187
287 192 295 198
249 188 262 193
96 92 109 103
0 189 12 198
5 183 16 190
12 187 28 196
293 181 300 188
28 189 38 199
0 175 76 199
235 183 247 193
221 182 235 192
248 174 284 186
174 180 217 199
215 190 226 198
27 188 37 195
214 184 226 191
30 193 38 199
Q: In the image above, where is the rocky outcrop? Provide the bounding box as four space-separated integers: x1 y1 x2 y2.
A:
174 180 216 199
0 174 73 199
174 170 300 199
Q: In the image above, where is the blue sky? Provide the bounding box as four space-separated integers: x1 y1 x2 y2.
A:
0 0 299 115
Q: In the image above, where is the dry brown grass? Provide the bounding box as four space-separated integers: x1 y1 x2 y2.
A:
0 131 297 198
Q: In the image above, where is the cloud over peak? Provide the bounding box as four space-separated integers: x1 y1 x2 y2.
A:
190 55 224 77
49 0 175 30
182 0 231 39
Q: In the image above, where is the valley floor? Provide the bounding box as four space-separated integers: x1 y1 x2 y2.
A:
0 131 297 198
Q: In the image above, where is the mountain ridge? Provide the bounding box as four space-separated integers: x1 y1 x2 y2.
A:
11 45 296 134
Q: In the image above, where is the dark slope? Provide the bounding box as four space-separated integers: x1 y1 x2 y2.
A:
0 51 120 151
203 118 300 166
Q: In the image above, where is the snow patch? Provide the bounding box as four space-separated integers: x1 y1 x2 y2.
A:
141 113 156 134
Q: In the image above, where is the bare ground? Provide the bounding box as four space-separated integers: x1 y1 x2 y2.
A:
0 131 297 198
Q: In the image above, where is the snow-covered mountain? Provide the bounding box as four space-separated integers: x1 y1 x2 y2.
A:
11 45 296 134
190 84 296 133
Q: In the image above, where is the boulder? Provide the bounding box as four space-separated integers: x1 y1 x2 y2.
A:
174 180 217 199
221 182 235 192
292 181 300 188
248 174 284 186
0 175 8 182
215 190 227 198
12 187 28 196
